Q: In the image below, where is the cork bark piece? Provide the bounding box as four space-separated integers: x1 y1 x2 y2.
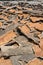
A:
0 58 12 65
33 45 43 58
26 22 43 31
18 25 30 35
30 17 43 22
0 22 2 27
0 30 17 45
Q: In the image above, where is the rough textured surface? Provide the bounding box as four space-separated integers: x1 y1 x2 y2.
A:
0 1 43 65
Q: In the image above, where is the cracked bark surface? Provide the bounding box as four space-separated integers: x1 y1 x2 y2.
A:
0 1 43 65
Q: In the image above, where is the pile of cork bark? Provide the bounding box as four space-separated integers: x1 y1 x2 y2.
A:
0 1 43 65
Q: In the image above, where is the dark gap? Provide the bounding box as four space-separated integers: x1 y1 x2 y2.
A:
40 20 43 22
17 28 23 35
4 23 8 25
35 28 43 32
36 20 43 23
23 11 28 14
1 28 5 30
0 48 1 51
18 21 20 23
12 7 17 9
18 16 20 19
38 57 43 60
5 41 19 46
4 56 10 59
7 21 12 24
